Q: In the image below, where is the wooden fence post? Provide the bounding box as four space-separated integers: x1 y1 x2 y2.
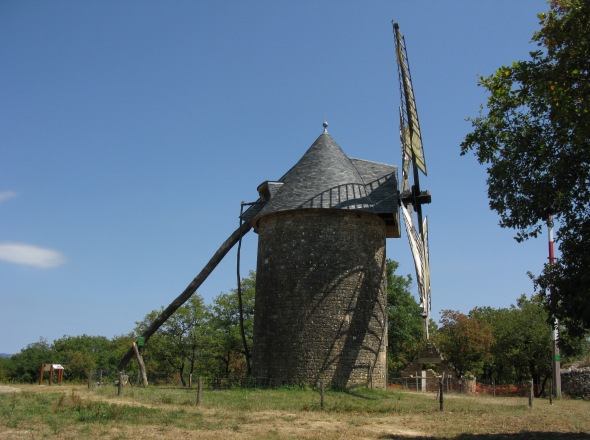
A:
320 381 325 410
528 380 534 408
117 372 123 396
439 376 444 411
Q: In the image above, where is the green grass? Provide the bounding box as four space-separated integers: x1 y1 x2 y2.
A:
1 385 589 439
0 388 212 437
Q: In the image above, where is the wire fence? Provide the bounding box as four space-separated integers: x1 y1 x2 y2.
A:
389 376 535 397
90 371 336 390
88 369 535 398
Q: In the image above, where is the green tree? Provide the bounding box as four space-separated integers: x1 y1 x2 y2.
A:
8 338 54 383
133 313 179 382
461 1 590 336
209 271 255 377
434 310 494 378
468 306 515 383
386 259 424 376
170 295 212 384
473 294 589 395
52 335 113 382
0 356 12 382
104 333 136 380
472 297 552 395
135 294 211 385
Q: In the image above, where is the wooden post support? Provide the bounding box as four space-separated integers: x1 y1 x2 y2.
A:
320 381 325 410
118 372 124 397
132 342 148 387
196 377 202 406
439 376 444 411
528 380 534 408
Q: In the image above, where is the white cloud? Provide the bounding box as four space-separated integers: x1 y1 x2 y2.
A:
0 191 16 204
0 242 66 269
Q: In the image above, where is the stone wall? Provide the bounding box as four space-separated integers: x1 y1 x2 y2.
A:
251 208 388 389
561 366 590 400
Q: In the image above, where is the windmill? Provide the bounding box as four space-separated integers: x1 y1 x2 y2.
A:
392 22 432 339
117 22 432 387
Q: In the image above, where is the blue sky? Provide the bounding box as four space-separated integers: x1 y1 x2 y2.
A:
1 0 551 354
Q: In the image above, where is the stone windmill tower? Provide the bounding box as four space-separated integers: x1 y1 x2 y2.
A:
241 122 400 389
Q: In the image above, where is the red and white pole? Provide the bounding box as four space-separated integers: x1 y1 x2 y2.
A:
548 214 561 398
548 214 555 265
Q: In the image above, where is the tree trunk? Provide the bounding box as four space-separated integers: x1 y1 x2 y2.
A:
118 222 252 371
179 364 186 387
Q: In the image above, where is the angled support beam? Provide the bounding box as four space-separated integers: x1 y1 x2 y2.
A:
118 222 252 371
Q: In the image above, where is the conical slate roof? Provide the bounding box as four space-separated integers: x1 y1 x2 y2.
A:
243 130 400 238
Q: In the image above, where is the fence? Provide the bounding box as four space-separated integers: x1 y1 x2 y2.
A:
89 369 537 397
389 376 534 397
90 371 335 390
389 376 467 393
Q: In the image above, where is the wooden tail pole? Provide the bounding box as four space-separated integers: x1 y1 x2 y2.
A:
118 222 252 371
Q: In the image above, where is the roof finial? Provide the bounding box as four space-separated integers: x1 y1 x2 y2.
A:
322 120 328 134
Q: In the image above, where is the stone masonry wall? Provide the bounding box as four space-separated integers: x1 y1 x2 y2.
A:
562 366 590 400
251 208 388 389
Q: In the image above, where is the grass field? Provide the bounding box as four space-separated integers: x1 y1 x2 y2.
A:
1 384 589 439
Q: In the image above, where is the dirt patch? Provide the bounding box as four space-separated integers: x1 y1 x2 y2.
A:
0 386 21 393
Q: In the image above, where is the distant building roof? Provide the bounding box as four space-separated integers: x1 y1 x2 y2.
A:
243 131 400 238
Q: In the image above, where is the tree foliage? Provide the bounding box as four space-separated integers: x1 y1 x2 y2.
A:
133 273 255 382
3 335 127 383
52 334 118 381
468 294 588 395
135 295 212 385
434 310 494 378
7 339 54 383
472 296 552 395
460 0 590 335
386 260 424 376
209 271 255 377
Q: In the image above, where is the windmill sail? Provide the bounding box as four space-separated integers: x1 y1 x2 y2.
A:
401 205 430 316
421 216 431 338
399 109 412 195
394 21 432 339
394 23 427 177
